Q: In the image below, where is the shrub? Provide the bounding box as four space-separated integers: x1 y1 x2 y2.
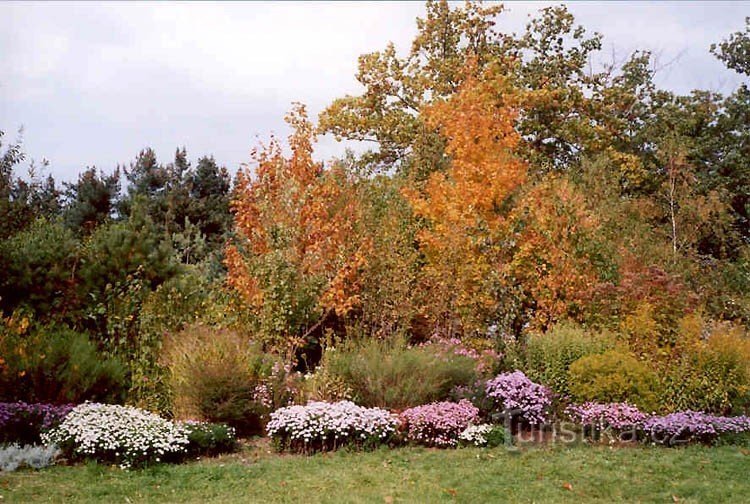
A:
458 424 508 448
179 421 238 458
660 326 750 414
0 325 127 404
399 400 479 447
162 325 295 435
0 402 74 444
320 337 476 410
0 444 60 472
568 350 660 412
642 411 750 446
485 371 552 426
267 401 398 453
523 322 616 397
565 402 647 441
42 403 189 469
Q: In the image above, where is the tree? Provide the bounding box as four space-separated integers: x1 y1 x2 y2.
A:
226 104 367 352
63 167 121 234
402 70 526 337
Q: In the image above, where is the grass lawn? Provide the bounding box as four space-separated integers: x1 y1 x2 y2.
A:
1 441 749 503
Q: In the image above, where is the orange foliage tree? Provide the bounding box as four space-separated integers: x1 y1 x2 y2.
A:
403 70 527 337
226 104 367 351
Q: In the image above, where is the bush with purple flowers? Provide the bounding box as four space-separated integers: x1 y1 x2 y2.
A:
485 371 552 426
642 411 750 446
399 400 479 447
267 401 399 453
566 402 647 441
0 402 74 444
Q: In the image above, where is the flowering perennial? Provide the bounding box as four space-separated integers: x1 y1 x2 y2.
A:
458 424 494 447
400 400 479 447
0 402 74 444
267 401 398 453
485 371 551 425
42 403 189 469
642 411 750 446
566 402 647 432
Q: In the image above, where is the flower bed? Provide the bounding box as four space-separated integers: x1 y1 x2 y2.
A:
0 402 74 444
42 403 190 469
566 402 647 440
642 411 750 446
485 371 551 426
399 400 479 447
267 401 398 453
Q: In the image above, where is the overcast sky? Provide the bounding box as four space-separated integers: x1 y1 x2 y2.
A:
1 1 748 182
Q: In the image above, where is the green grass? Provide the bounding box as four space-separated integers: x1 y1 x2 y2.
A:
2 442 749 503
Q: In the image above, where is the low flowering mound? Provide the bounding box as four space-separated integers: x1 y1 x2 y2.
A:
179 421 239 458
267 401 398 453
642 411 750 446
0 402 74 444
42 403 190 469
566 402 647 438
458 423 508 447
485 371 552 426
399 400 479 447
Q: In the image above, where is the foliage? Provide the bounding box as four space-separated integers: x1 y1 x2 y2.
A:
42 403 189 469
399 400 479 447
179 421 238 458
643 411 750 446
226 105 366 355
318 337 476 410
522 322 616 397
0 444 59 472
0 325 127 405
161 325 295 435
660 322 750 414
485 371 552 426
568 350 660 412
0 403 73 445
267 401 398 453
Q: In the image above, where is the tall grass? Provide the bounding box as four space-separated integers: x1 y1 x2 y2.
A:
318 337 476 411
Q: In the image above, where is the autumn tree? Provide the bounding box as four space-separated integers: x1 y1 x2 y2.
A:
226 104 367 353
403 70 526 337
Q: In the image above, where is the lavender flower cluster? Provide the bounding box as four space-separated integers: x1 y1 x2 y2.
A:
565 402 648 431
485 371 552 425
0 402 74 444
267 401 398 453
399 400 479 447
42 403 190 469
643 411 750 445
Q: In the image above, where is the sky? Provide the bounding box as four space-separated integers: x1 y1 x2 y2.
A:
1 1 748 183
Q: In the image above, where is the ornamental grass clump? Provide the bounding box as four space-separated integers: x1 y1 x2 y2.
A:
267 401 398 453
642 411 750 446
0 402 74 444
566 402 647 441
399 400 479 447
42 403 189 469
485 371 552 426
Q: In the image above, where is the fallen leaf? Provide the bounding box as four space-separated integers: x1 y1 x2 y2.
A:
384 496 394 504
562 482 573 491
445 488 458 497
672 495 680 502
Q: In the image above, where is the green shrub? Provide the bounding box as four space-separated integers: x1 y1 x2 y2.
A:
568 350 660 412
181 422 239 458
523 322 616 397
319 337 476 410
0 325 127 404
660 328 750 414
162 324 294 436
